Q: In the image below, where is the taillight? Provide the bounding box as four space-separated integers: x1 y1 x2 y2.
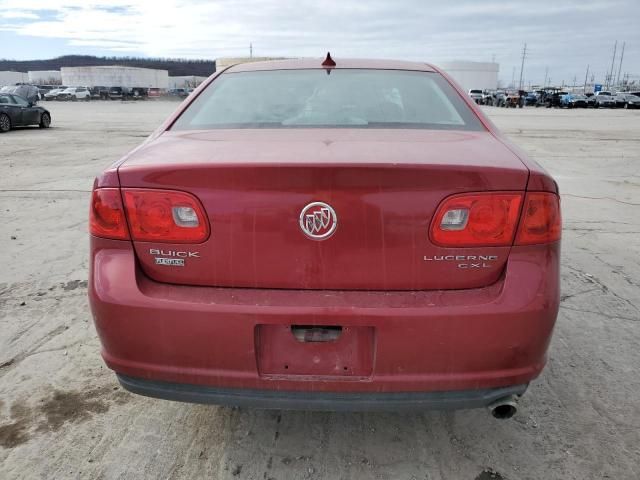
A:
122 189 209 243
89 188 129 240
515 192 561 245
430 193 523 247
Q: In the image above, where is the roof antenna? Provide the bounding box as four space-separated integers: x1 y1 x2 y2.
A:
322 52 336 67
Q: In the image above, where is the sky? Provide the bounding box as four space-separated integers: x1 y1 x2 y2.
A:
1 0 638 86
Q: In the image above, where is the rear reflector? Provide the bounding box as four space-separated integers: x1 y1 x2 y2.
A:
430 193 523 247
515 192 561 245
122 189 209 243
89 188 129 240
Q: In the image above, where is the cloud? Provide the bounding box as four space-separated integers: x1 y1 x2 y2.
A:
0 0 638 85
3 10 40 19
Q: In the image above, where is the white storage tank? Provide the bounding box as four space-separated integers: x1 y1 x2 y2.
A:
28 70 62 85
436 61 499 92
0 71 29 86
60 66 169 89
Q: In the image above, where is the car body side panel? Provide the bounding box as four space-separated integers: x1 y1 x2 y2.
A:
1 102 22 126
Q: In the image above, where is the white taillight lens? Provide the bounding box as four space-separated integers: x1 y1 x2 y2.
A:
172 206 199 227
440 208 469 231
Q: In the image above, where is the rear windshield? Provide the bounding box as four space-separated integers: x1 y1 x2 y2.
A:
171 69 484 131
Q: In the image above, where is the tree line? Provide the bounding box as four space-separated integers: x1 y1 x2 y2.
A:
0 55 216 77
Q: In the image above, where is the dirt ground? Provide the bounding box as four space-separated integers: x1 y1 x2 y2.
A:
1 101 639 480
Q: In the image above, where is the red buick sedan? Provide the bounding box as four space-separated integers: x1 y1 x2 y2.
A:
89 56 560 418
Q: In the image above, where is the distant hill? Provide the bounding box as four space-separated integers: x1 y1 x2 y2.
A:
0 55 216 76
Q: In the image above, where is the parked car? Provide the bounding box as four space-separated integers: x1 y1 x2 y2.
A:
492 91 507 107
545 91 568 108
43 87 67 101
0 93 51 132
108 86 128 100
58 86 91 101
148 88 164 99
36 85 59 99
504 91 521 107
468 89 483 104
0 84 40 104
481 91 494 105
613 93 640 109
524 91 538 106
90 86 109 100
89 58 561 417
560 93 587 108
534 88 565 108
593 94 616 108
168 88 189 98
130 87 149 100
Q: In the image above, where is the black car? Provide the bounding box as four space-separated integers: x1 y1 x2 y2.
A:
90 86 109 100
108 86 128 100
130 87 149 100
613 93 640 109
593 94 616 108
0 93 51 133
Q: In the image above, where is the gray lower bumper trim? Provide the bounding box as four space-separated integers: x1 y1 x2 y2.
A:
117 375 528 412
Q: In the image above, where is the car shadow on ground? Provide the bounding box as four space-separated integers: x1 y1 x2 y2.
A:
149 400 533 479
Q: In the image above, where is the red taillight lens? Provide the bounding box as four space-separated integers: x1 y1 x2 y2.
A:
89 188 129 240
515 192 561 245
122 189 209 243
430 193 523 247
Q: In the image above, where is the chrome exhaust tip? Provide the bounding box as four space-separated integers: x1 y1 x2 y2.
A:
488 395 518 419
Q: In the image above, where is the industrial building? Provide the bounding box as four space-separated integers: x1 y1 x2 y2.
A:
60 66 169 89
169 75 208 89
436 61 499 91
0 71 29 86
28 70 62 84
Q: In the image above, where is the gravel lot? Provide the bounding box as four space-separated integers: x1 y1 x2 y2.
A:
1 101 639 480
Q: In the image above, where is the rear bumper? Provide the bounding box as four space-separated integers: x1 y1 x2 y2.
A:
118 374 527 411
90 237 560 401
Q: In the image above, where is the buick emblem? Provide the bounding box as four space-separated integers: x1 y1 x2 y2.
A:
299 202 338 240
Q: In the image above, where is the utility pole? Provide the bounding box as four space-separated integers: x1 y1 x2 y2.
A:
249 43 253 58
518 43 527 90
607 41 617 89
616 41 625 87
583 64 590 93
543 66 548 88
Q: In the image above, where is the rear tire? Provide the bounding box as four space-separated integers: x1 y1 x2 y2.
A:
39 112 51 128
0 113 10 133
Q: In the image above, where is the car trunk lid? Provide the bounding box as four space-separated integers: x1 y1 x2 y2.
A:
118 129 529 290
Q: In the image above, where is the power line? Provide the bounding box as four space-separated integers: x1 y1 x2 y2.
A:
518 43 527 90
607 41 617 89
583 64 589 93
616 41 625 87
